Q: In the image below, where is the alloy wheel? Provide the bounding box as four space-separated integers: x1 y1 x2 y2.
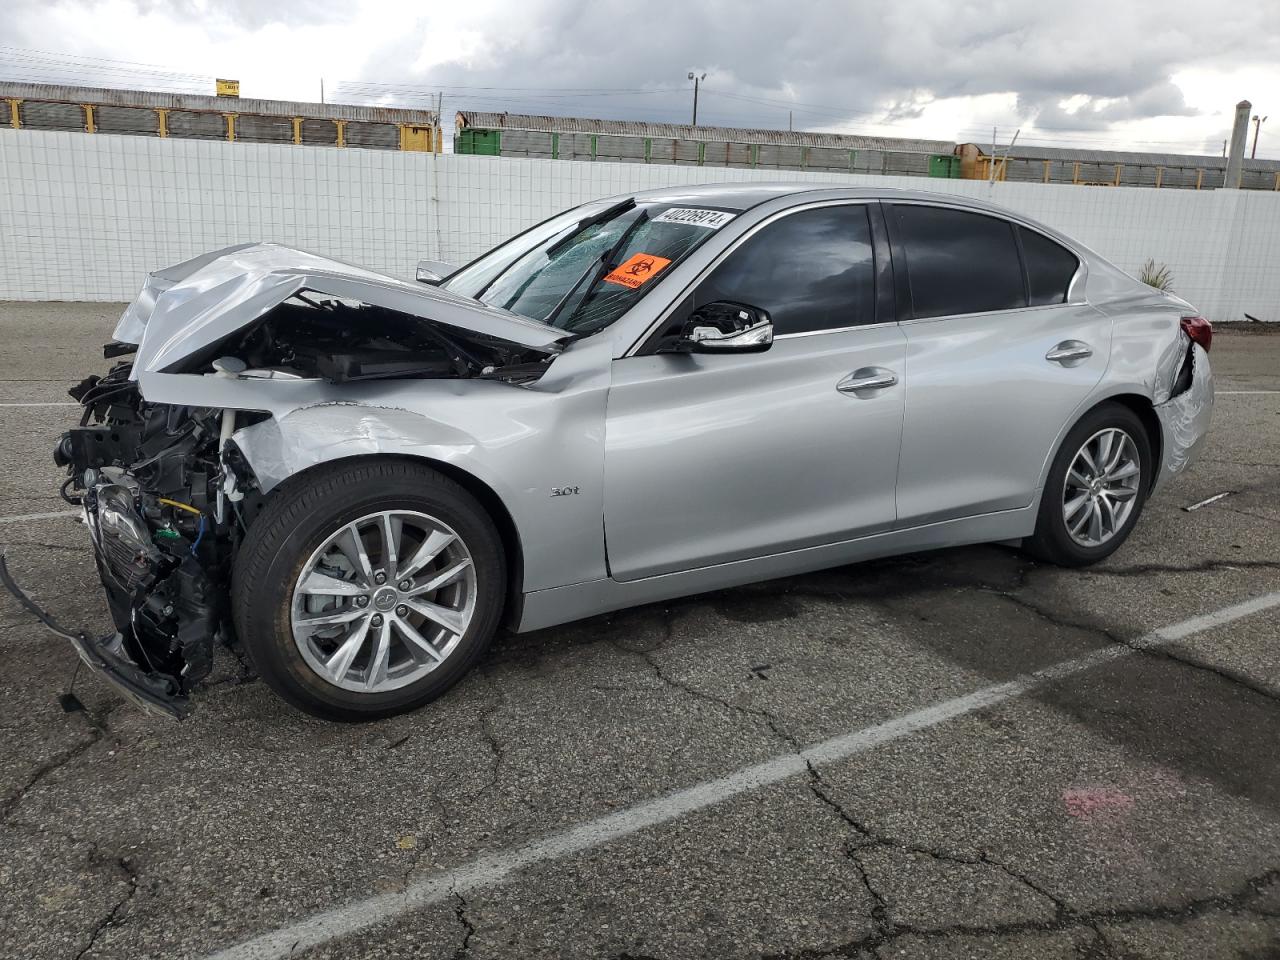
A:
290 509 477 692
1061 428 1142 547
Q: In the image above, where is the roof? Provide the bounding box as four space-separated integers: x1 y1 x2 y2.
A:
624 182 1055 218
619 183 1101 251
628 182 832 211
455 111 953 154
0 82 438 125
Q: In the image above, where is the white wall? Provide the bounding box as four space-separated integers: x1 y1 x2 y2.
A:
2 128 1278 322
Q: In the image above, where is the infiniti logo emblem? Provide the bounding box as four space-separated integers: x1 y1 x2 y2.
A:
373 587 399 611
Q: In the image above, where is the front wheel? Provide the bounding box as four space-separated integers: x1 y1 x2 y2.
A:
232 460 506 720
1024 403 1152 566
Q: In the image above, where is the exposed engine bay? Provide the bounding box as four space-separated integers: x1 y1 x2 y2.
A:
40 289 556 718
174 295 554 384
50 354 255 716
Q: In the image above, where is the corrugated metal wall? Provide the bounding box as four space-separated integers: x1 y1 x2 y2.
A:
344 121 399 149
95 105 159 136
300 119 338 146
454 117 1280 191
500 130 554 157
236 114 293 144
167 110 227 140
0 84 440 153
20 100 84 131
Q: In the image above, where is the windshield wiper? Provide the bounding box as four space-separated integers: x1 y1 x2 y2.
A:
541 251 611 328
550 210 651 332
545 197 636 259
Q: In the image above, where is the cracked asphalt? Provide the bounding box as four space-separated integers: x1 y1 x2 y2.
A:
2 302 1279 960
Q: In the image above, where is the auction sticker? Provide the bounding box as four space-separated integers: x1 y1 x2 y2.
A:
604 253 673 289
652 207 735 229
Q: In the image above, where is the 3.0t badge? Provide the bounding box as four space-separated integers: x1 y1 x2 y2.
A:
550 486 580 497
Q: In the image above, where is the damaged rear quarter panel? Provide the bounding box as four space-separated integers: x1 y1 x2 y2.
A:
1096 292 1213 491
1154 342 1213 482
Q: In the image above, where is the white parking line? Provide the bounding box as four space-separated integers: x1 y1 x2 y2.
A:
203 589 1280 960
1216 390 1280 395
0 510 80 524
0 402 78 407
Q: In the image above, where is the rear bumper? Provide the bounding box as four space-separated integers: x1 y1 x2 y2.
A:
1152 343 1213 494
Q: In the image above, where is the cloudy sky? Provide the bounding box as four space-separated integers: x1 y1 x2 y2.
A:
4 0 1278 158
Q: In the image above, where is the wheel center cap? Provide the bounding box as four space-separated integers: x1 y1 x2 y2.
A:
373 586 399 611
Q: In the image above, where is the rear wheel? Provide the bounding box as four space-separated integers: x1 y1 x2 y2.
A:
232 460 505 720
1025 403 1151 566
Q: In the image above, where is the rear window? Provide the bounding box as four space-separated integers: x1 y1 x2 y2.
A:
1018 226 1079 305
889 205 1027 319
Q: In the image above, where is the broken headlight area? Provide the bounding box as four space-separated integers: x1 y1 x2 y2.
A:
41 357 263 718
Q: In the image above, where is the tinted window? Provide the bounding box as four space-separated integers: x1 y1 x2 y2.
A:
694 205 876 335
1018 226 1079 305
890 205 1026 319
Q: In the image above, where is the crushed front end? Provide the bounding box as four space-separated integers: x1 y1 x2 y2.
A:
10 243 567 718
44 357 259 719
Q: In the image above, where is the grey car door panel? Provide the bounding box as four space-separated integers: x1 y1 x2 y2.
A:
604 327 907 581
603 201 905 582
896 305 1111 526
884 202 1112 528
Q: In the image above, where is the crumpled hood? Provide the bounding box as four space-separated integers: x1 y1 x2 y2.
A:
115 242 570 376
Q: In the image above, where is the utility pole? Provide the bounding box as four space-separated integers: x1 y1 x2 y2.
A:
788 110 793 132
1224 100 1251 188
436 91 444 154
687 72 706 126
320 77 325 104
1252 114 1268 159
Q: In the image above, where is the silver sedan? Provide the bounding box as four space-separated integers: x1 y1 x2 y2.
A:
44 184 1213 719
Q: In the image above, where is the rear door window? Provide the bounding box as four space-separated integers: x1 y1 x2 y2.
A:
889 205 1026 319
1017 226 1079 305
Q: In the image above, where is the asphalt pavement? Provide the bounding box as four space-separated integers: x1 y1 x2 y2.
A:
2 303 1279 960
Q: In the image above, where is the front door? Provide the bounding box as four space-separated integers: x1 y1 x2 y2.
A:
603 202 907 581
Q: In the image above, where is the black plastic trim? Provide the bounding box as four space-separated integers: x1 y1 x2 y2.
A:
867 202 897 326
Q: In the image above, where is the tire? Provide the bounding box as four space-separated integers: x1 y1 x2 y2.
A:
232 459 505 720
1024 402 1152 567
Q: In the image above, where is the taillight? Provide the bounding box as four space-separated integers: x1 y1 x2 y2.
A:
1181 315 1212 352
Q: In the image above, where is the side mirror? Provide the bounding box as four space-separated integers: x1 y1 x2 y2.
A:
415 259 458 285
664 301 773 354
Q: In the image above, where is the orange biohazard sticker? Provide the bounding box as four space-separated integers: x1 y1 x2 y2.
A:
603 253 672 290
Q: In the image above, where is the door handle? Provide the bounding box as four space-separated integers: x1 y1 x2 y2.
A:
1045 340 1093 366
837 367 898 395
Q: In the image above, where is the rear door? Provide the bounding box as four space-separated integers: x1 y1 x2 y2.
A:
603 202 907 581
886 202 1111 527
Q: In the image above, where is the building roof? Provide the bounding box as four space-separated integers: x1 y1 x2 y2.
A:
0 82 438 125
455 111 953 154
